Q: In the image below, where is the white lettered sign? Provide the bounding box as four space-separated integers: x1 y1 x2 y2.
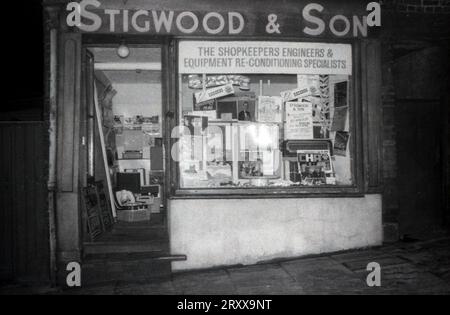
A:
194 84 235 104
280 87 312 102
179 41 352 75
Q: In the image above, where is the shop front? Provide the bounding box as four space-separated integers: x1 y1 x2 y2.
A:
44 0 383 274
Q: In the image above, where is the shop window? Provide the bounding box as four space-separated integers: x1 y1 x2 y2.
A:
176 41 355 191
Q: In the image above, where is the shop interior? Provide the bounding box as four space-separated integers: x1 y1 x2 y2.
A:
83 46 168 250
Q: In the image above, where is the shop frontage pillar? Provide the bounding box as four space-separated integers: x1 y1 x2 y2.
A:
55 31 83 281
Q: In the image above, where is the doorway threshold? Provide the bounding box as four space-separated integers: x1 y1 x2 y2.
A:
82 213 186 285
83 213 173 257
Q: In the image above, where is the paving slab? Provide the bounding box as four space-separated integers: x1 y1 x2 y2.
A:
398 247 450 281
355 263 450 295
172 269 236 295
280 257 367 294
62 284 117 295
227 264 303 295
339 255 410 272
331 248 402 264
114 280 177 295
3 238 449 295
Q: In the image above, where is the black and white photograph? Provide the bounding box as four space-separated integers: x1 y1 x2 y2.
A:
1 0 450 302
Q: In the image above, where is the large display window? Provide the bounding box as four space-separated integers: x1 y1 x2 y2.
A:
176 41 357 191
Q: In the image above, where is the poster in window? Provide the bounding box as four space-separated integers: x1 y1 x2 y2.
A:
334 81 348 108
193 99 216 111
193 99 217 120
194 83 235 104
257 96 283 123
298 75 321 97
238 123 280 179
238 151 279 179
180 160 208 188
297 149 334 186
334 131 350 157
206 162 233 185
331 106 348 132
285 101 314 140
237 98 256 122
280 87 311 102
238 123 279 152
217 101 238 120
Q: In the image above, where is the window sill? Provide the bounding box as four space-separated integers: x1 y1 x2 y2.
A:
170 186 365 199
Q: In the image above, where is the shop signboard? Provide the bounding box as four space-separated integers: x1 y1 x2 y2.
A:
65 1 381 38
178 41 352 76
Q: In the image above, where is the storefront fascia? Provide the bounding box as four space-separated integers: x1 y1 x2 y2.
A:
45 0 383 271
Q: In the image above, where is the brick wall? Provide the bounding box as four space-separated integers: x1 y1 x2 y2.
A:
380 42 400 242
43 8 56 124
447 60 450 228
382 0 450 13
379 0 450 240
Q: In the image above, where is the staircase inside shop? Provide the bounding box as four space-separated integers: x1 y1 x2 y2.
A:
82 214 186 286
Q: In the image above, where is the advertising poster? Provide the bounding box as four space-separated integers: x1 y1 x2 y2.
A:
257 96 283 123
334 131 350 157
285 101 314 140
297 149 333 186
193 99 216 111
194 83 235 104
334 81 348 108
331 106 348 132
280 87 312 102
298 74 321 96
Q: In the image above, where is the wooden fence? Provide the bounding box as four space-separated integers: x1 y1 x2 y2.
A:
0 122 50 284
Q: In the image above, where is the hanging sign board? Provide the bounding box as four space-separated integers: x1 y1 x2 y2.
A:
194 83 235 104
280 87 312 102
179 41 352 75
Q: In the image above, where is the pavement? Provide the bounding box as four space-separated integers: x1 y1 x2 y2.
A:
2 236 450 295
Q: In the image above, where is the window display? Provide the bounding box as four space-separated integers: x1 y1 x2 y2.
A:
177 41 354 190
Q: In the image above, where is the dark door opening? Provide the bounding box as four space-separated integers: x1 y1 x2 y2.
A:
396 99 444 237
393 46 448 238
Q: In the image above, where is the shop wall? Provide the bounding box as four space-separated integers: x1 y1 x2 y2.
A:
169 196 382 271
380 43 447 239
384 0 450 13
113 83 162 118
0 123 50 284
447 93 450 228
380 42 399 242
379 1 450 239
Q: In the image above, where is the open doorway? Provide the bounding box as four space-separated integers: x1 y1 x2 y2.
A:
82 45 169 256
393 45 448 239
